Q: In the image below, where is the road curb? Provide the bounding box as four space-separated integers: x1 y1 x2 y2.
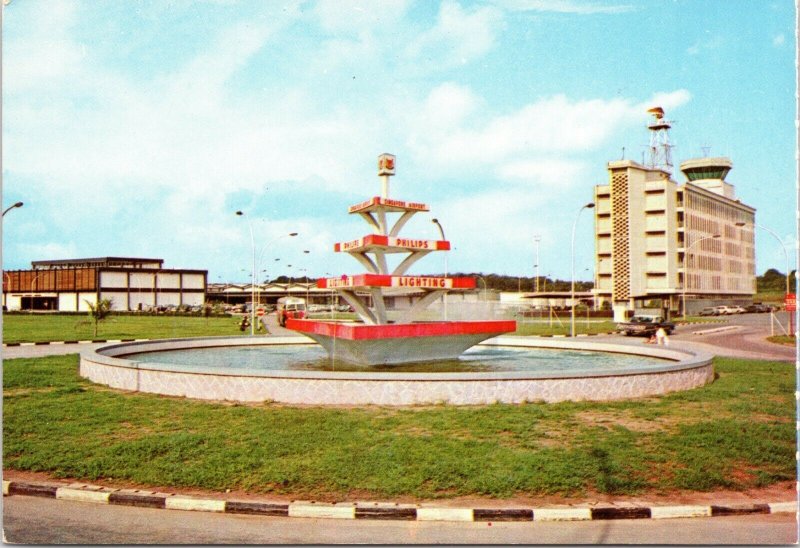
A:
2 480 796 523
3 338 146 347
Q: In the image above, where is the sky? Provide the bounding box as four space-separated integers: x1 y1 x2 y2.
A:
2 0 796 286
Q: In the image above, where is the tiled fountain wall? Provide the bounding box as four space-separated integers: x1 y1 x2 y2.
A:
80 336 714 406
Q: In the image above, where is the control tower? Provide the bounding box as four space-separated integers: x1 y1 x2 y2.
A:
679 156 736 199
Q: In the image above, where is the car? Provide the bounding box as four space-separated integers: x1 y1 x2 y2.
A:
745 303 774 313
699 307 718 316
617 315 675 337
728 305 746 314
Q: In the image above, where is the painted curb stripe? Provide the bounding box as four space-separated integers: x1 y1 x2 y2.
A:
225 501 289 516
650 505 712 519
5 342 21 346
56 487 111 503
473 508 533 521
355 507 417 520
108 492 167 508
768 501 798 514
34 341 52 345
64 341 79 344
3 480 795 521
8 482 58 498
416 508 474 522
165 497 226 512
711 503 770 516
591 507 651 520
533 508 592 521
288 504 356 519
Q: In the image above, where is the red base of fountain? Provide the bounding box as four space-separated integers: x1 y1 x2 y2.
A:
287 318 517 366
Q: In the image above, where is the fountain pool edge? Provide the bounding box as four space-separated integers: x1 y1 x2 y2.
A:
80 335 714 405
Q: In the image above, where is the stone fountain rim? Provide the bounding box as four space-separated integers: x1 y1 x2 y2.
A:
83 335 713 382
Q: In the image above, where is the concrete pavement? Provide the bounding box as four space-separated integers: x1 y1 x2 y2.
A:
3 494 797 544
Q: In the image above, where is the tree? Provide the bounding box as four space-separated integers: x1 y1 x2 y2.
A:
86 298 113 337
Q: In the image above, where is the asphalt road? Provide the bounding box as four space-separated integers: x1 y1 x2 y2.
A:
3 496 797 545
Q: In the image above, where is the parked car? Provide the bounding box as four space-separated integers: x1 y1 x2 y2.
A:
617 315 675 337
699 307 718 316
745 303 774 313
728 305 746 314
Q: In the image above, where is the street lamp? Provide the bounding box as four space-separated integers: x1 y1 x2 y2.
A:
533 235 541 293
476 275 488 303
2 201 23 217
431 218 448 320
571 202 595 337
235 211 257 335
682 234 721 318
739 221 791 297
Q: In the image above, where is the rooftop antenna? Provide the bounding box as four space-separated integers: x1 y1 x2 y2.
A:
646 106 674 174
700 144 711 157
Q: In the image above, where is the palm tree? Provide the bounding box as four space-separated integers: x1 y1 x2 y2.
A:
86 298 113 337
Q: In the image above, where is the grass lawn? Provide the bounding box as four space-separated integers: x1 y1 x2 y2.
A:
3 354 794 500
512 320 619 336
3 313 623 343
767 335 796 346
2 314 245 343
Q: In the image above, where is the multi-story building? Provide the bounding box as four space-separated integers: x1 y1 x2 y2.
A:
3 257 207 312
593 111 756 321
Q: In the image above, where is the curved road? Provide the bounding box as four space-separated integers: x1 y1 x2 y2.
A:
3 495 796 544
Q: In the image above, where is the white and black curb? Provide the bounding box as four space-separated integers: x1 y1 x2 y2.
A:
3 480 795 522
4 338 150 347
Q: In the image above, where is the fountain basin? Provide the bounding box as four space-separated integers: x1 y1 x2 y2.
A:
80 336 714 406
286 319 517 365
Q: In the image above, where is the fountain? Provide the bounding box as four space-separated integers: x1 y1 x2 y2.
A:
286 153 516 365
79 154 715 405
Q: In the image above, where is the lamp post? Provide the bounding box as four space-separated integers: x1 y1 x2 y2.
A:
235 211 257 335
682 234 721 318
256 235 298 315
571 202 595 337
533 235 541 293
476 276 488 301
741 222 790 296
2 201 23 217
431 218 448 320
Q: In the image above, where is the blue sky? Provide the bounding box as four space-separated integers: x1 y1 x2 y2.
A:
2 0 796 285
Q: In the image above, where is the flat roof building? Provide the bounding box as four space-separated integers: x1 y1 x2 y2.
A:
3 257 207 312
593 112 756 321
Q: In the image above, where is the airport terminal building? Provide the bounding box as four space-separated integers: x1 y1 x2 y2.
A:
593 109 756 321
3 257 207 312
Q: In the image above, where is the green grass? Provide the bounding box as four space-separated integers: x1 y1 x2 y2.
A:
512 320 619 336
767 335 795 346
2 314 244 343
3 354 794 500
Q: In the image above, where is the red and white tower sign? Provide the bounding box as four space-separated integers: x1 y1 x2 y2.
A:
286 154 515 365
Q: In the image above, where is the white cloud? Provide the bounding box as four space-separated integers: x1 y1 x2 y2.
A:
403 1 505 70
3 1 85 93
407 87 691 180
493 0 634 14
314 0 411 34
687 34 724 56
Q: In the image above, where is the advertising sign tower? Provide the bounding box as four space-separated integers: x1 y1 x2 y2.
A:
287 154 515 365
